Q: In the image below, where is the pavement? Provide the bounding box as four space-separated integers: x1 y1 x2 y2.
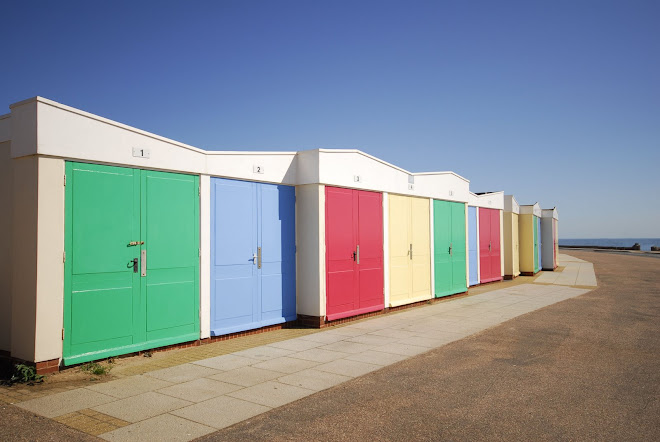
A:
534 254 598 287
3 251 658 440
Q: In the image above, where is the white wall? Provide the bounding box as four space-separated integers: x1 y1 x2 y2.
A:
199 175 211 339
311 150 470 203
504 195 520 214
0 142 12 352
34 157 65 362
295 184 325 317
10 156 38 361
520 203 542 217
0 114 10 142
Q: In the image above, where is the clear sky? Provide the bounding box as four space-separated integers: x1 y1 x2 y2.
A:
2 1 659 238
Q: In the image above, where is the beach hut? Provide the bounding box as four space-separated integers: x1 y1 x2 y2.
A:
295 150 470 321
541 208 559 270
473 192 504 283
0 97 301 369
503 195 520 279
519 203 542 275
0 96 475 371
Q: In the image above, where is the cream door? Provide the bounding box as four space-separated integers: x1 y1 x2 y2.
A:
388 194 411 307
410 197 431 301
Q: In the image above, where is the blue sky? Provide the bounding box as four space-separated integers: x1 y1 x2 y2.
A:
2 1 659 238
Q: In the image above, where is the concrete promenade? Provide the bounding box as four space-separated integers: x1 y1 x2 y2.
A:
3 251 658 441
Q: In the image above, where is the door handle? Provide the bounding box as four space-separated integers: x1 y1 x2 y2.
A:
489 241 492 252
356 245 360 265
352 251 357 261
252 253 257 264
257 247 262 269
449 242 453 257
131 258 138 273
409 243 413 260
141 250 147 277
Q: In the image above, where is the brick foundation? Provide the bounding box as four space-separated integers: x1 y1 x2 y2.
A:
26 319 300 374
298 291 472 328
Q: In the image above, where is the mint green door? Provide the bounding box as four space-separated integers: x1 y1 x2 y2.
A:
63 162 199 365
434 200 467 298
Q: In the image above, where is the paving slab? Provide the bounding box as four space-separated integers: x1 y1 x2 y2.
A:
286 347 351 363
208 366 283 387
250 356 320 374
343 350 410 366
85 375 173 399
231 346 293 361
277 369 353 391
371 342 431 357
171 395 271 430
314 359 382 377
145 364 221 383
191 354 257 371
319 341 374 354
17 388 116 418
266 339 323 352
92 392 192 423
227 381 315 408
100 414 215 442
156 378 243 403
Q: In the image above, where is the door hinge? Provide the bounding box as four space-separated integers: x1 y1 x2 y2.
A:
63 251 66 263
63 174 66 186
198 186 201 196
198 248 201 257
61 328 65 340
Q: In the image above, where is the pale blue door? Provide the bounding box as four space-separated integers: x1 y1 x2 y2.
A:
258 183 296 325
210 178 296 336
468 206 479 286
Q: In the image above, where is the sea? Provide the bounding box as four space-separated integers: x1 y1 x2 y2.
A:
559 238 660 251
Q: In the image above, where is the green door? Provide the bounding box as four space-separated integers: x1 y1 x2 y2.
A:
434 200 467 298
63 162 199 365
533 215 539 272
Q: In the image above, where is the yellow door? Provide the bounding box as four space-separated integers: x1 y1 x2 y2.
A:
513 213 520 276
411 197 431 301
388 195 411 306
518 214 534 273
388 195 431 307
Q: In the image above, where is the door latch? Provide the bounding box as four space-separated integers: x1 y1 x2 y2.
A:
128 241 144 247
257 247 262 269
409 243 413 260
356 245 360 265
141 250 147 277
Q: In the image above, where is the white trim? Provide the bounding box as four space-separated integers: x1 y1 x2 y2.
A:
383 193 390 307
429 198 435 298
199 175 211 339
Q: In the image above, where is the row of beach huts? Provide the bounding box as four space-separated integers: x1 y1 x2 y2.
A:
0 97 558 372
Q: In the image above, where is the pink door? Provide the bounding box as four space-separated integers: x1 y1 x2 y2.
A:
478 208 492 282
326 187 383 320
489 209 502 282
479 208 502 283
